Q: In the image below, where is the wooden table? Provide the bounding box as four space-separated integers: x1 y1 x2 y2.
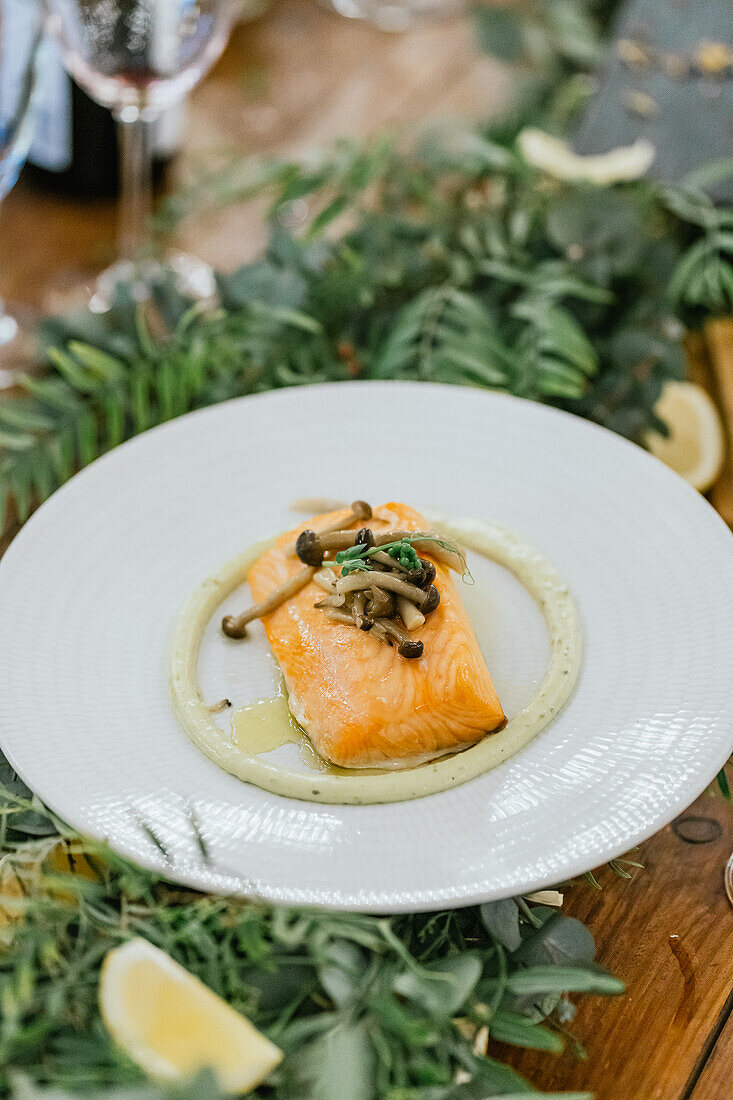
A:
0 3 731 1097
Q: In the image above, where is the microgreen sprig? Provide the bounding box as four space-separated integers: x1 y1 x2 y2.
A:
326 534 473 580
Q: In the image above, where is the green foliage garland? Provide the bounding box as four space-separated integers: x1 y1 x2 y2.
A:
2 133 732 531
0 767 625 1098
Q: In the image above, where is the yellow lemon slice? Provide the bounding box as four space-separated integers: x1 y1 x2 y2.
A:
518 127 655 183
100 938 282 1093
645 381 725 492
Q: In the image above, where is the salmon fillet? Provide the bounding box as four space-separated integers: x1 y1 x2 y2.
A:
247 503 505 769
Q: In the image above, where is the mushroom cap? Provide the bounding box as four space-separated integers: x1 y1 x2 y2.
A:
367 589 397 619
422 585 440 614
418 559 437 586
355 527 375 548
295 529 323 566
351 500 373 520
221 615 249 639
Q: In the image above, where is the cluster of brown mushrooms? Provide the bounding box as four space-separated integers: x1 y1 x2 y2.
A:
222 500 463 659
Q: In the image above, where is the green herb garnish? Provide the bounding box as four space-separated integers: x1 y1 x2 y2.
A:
385 539 421 570
333 544 371 575
328 534 473 581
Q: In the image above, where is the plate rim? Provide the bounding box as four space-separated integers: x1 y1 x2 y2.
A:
1 381 732 911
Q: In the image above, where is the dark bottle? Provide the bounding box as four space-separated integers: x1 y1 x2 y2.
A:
24 36 183 199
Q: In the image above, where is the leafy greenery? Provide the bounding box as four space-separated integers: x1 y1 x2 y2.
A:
471 0 624 137
334 537 453 576
2 132 731 530
0 777 623 1099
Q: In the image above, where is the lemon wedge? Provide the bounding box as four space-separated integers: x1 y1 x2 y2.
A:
518 127 655 183
645 381 725 492
100 938 282 1093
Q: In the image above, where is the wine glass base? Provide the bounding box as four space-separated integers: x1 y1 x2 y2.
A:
90 252 217 314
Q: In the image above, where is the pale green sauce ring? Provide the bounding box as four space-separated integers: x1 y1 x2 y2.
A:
169 518 582 805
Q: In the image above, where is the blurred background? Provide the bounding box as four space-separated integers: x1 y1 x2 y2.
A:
2 1 731 316
0 0 515 316
0 0 732 531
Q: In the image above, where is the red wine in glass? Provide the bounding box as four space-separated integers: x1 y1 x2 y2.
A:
45 0 235 306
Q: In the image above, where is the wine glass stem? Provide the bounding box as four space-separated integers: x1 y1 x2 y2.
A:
116 113 154 264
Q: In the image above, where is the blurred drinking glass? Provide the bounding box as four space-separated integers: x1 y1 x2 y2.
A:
45 0 236 307
0 0 43 357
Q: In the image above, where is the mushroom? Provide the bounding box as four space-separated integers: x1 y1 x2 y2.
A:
314 593 346 609
397 596 425 632
295 528 361 565
368 549 418 574
207 698 232 714
290 501 372 560
369 621 393 648
418 558 437 586
351 591 373 631
323 606 373 632
323 608 360 628
421 585 441 614
378 618 424 659
313 569 339 593
366 586 396 620
336 569 431 608
221 565 316 638
355 527 375 548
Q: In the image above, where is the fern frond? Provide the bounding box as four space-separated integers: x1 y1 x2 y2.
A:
372 286 519 389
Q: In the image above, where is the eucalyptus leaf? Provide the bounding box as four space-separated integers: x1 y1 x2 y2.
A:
514 914 595 969
488 1010 564 1052
480 900 522 952
506 965 625 996
282 1021 375 1100
318 940 368 1006
394 954 483 1017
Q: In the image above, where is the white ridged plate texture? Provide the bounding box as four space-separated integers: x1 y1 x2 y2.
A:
1 382 732 912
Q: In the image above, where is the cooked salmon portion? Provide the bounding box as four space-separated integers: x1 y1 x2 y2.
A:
247 503 505 769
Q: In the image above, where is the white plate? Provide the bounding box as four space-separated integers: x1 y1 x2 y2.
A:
1 383 732 912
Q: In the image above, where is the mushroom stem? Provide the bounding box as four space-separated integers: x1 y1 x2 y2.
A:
369 621 393 647
367 586 396 619
288 500 372 557
398 596 426 632
222 566 315 638
294 529 361 566
313 569 339 593
336 569 430 607
378 618 424 659
351 591 372 630
369 550 410 571
321 531 360 552
323 608 361 628
314 593 346 609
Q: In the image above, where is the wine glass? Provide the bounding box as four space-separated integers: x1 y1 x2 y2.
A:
0 0 43 366
44 0 236 308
